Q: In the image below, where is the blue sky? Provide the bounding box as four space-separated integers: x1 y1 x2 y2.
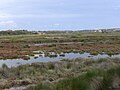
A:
0 0 120 30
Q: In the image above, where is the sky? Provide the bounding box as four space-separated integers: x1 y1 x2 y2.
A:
0 0 120 30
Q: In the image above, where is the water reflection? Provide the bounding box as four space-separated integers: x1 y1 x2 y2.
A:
0 53 120 67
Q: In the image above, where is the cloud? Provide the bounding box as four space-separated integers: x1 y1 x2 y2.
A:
0 13 11 19
114 5 120 10
0 20 17 29
0 13 82 19
54 23 60 26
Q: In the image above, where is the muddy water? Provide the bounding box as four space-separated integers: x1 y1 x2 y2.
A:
32 42 81 46
0 53 120 67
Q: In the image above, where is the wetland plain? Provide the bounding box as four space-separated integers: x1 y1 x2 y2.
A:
0 30 120 90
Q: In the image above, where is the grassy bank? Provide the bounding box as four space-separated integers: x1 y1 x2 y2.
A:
0 58 119 89
28 65 120 90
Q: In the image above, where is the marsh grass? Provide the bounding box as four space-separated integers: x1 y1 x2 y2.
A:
97 58 108 63
27 65 120 90
0 58 119 89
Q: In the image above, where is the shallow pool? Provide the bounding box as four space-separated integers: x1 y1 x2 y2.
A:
0 52 120 67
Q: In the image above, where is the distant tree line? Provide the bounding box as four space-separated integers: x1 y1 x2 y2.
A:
0 30 34 35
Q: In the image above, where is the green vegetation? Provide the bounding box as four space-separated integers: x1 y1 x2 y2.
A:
0 58 119 89
0 31 119 43
27 65 120 90
0 30 34 35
